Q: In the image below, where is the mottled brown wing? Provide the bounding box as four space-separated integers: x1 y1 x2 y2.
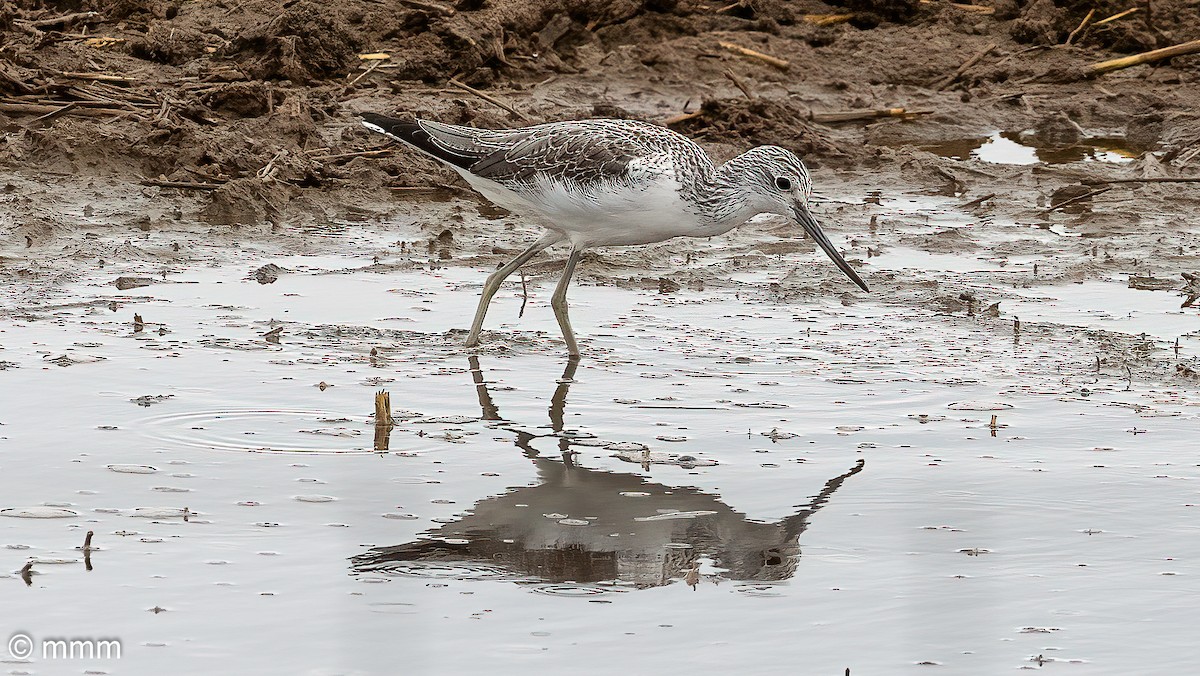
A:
364 115 659 191
468 131 639 187
418 119 648 190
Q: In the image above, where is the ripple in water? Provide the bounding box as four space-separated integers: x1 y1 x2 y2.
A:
734 584 785 597
606 442 649 452
364 561 519 581
130 508 190 518
415 415 477 424
947 401 1014 411
569 438 612 447
0 507 79 519
634 510 719 522
108 464 159 474
138 409 379 454
526 583 627 597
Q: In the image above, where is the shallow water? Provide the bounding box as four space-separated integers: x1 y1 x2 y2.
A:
871 247 1200 340
919 132 1138 165
3 228 1199 674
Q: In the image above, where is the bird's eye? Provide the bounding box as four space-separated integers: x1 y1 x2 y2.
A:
775 176 791 191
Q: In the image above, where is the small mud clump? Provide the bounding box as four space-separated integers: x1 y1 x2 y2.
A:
100 0 178 21
233 0 363 83
201 83 283 119
1124 113 1164 150
252 264 286 285
826 0 920 25
1010 0 1068 46
0 2 15 31
1050 184 1096 214
129 21 209 65
113 276 154 290
202 178 289 226
1032 112 1083 148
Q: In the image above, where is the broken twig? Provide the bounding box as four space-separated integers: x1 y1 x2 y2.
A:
1082 177 1200 186
1065 9 1095 46
1092 7 1139 27
519 271 529 318
374 389 394 451
802 14 854 26
722 69 754 98
389 186 453 193
348 59 384 86
57 71 135 83
664 110 705 125
19 11 102 28
932 42 997 90
810 108 932 123
0 102 129 118
960 193 996 209
717 41 790 70
918 0 994 12
30 103 77 125
1042 186 1112 213
1087 38 1200 76
446 78 530 121
141 179 225 191
397 0 455 15
310 149 394 162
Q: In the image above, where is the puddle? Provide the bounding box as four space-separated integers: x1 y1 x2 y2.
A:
868 239 1199 343
1005 279 1200 340
141 409 381 454
3 223 1199 674
870 246 1014 274
920 131 1138 165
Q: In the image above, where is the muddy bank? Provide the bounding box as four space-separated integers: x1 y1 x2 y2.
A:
2 0 1198 209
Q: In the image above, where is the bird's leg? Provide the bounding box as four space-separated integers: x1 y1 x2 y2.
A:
465 233 559 348
551 248 583 357
553 356 579 457
549 356 579 434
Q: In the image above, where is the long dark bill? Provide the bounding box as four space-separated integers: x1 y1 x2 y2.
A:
792 202 869 292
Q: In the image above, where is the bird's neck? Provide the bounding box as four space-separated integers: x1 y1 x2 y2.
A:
690 153 763 234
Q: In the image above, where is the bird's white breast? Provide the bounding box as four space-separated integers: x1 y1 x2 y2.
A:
455 163 706 248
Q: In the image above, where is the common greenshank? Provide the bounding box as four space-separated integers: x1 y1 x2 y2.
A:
361 113 867 356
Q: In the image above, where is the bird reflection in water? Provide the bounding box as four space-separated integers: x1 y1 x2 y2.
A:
352 357 864 589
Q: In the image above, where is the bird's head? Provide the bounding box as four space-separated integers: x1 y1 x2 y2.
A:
738 146 868 292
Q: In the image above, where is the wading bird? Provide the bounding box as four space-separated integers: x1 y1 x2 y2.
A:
361 113 867 356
